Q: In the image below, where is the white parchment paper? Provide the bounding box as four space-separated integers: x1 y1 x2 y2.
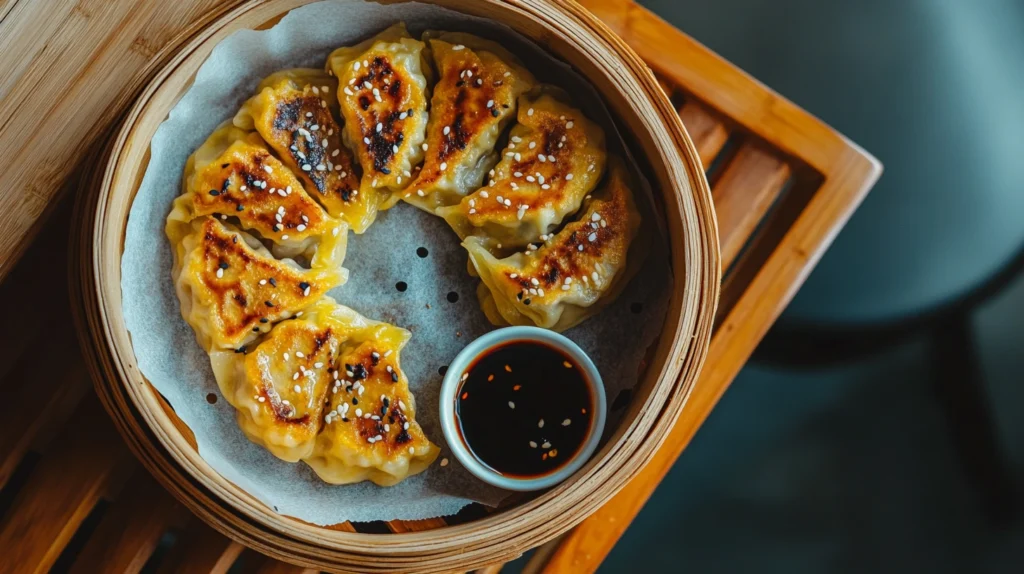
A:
121 0 670 524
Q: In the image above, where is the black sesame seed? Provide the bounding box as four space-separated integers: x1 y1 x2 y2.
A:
299 282 310 291
232 236 238 244
234 346 247 353
416 246 428 258
383 397 390 408
516 291 524 301
209 189 220 196
219 262 229 269
438 365 448 376
523 298 531 305
390 371 399 382
380 167 391 175
370 354 380 366
236 205 244 211
265 301 275 308
491 108 500 117
221 163 229 168
395 281 408 292
252 327 260 332
352 398 359 405
446 291 459 303
269 277 277 287
380 405 387 416
260 318 269 323
342 417 349 422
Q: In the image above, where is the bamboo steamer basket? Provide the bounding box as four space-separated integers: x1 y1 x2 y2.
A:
71 0 720 571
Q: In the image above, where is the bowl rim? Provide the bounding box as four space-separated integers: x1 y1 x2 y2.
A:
79 0 720 569
438 326 608 492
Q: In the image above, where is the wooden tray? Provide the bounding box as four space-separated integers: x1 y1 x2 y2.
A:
0 0 879 571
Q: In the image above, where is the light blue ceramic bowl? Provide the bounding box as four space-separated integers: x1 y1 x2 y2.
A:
439 326 606 492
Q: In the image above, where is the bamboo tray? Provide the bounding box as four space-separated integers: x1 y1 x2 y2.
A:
72 0 719 572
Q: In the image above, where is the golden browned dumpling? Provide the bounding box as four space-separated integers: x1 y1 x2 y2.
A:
173 122 348 269
327 23 430 210
210 304 342 462
300 301 439 486
402 32 535 212
465 159 641 332
437 89 606 252
234 69 372 233
170 217 346 352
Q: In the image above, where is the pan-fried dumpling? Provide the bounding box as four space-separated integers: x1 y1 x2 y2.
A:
465 159 640 332
233 70 371 232
169 217 346 352
172 122 348 269
437 89 606 252
209 302 343 462
402 32 535 212
327 23 430 211
304 302 439 486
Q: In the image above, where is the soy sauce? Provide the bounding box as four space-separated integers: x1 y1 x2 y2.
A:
454 340 593 478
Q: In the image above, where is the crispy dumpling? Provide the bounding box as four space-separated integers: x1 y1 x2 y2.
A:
327 23 430 210
233 70 372 233
437 89 606 252
210 303 343 462
304 302 439 486
169 217 346 352
402 32 535 211
173 122 348 269
466 159 641 332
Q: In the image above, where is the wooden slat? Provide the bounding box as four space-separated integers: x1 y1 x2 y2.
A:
68 474 186 574
0 397 129 574
386 517 449 533
155 518 243 574
0 337 89 491
712 143 792 267
677 101 730 170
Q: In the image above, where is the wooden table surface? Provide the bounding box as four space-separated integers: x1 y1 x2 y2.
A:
0 0 880 572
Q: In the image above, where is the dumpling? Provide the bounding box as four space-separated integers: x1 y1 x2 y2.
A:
233 69 370 232
402 32 535 211
437 89 606 252
465 159 641 332
209 301 343 462
327 23 430 210
169 217 347 352
303 301 439 486
172 122 348 269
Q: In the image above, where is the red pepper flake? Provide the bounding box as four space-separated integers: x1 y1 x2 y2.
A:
461 392 469 400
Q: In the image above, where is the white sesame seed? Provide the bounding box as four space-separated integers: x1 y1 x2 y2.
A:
453 44 465 50
538 418 545 428
354 61 361 71
528 141 536 149
538 154 546 163
562 418 571 426
527 108 534 116
440 457 449 467
421 142 428 151
577 244 584 251
216 268 223 278
363 137 370 145
480 191 489 198
310 124 319 131
303 286 310 296
376 122 383 133
259 279 267 285
514 153 521 161
332 227 340 237
510 273 518 278
293 384 302 393
486 100 494 108
440 162 447 171
314 362 323 368
355 408 363 417
363 81 372 89
292 372 300 380
529 441 537 448
542 441 552 449
566 173 574 181
284 353 290 360
547 155 556 162
331 149 339 157
566 120 574 129
526 176 535 182
508 401 515 409
416 189 425 197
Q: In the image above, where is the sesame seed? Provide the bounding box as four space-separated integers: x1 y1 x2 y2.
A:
527 108 534 116
566 173 574 181
215 268 223 278
486 100 494 108
577 244 584 251
292 372 300 380
538 418 545 428
376 122 383 133
354 61 361 71
514 153 521 161
510 273 518 278
547 155 556 162
526 175 535 182
480 191 489 198
310 124 319 131
542 441 551 449
440 458 449 467
592 212 601 221
529 441 537 448
562 418 572 426
422 142 428 151
440 162 447 171
416 189 425 197
281 234 289 240
316 164 326 171
528 142 536 149
293 384 302 393
363 137 370 145
508 401 515 409
566 120 574 128
453 44 465 50
541 184 550 190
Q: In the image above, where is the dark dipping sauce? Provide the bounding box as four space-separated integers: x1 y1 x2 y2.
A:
455 340 594 478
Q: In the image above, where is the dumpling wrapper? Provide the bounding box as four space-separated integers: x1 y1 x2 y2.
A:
302 300 439 486
234 69 372 232
465 158 641 332
438 89 606 252
327 22 430 210
210 303 343 462
402 32 535 212
168 217 346 352
172 122 348 269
